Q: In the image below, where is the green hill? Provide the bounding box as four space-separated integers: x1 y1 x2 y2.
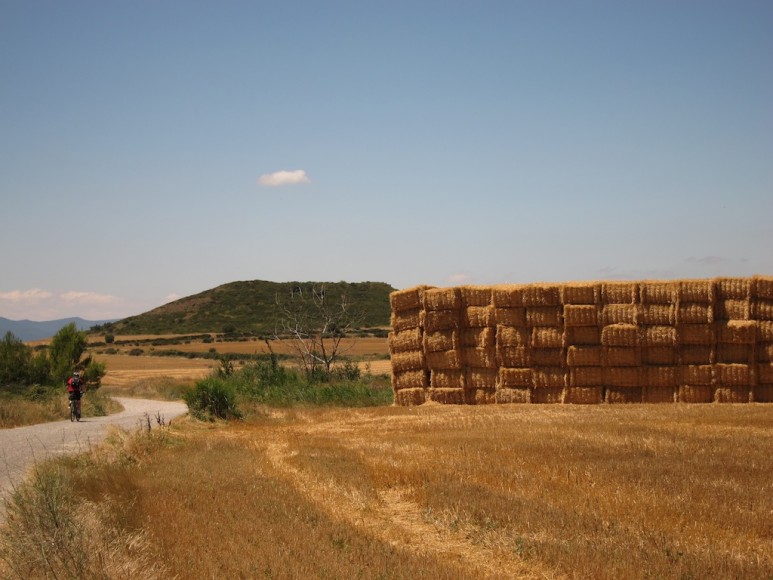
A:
107 280 396 335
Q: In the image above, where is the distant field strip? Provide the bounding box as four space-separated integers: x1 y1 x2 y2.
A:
389 276 773 405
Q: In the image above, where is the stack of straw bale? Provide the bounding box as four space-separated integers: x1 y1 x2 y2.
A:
639 281 679 403
421 287 466 404
389 276 773 406
563 282 603 404
492 285 532 403
600 282 642 403
675 279 716 402
389 286 432 406
754 276 773 402
459 286 496 404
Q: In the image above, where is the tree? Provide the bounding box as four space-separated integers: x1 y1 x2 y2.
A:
49 323 88 383
274 285 363 378
0 331 32 386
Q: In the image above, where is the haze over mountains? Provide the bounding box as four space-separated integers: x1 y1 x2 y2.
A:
0 317 118 342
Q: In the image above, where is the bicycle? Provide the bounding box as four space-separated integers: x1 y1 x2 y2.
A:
69 395 82 422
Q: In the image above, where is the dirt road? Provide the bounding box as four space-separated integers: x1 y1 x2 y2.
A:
0 398 187 520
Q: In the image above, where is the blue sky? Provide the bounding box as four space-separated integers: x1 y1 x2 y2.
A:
2 1 772 320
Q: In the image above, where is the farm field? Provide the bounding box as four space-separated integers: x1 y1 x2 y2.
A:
34 402 771 579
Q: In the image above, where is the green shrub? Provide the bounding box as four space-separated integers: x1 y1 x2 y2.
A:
184 378 241 420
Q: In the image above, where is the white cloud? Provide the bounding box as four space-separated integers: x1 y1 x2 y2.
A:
447 273 473 285
164 293 180 303
61 291 118 305
258 169 311 187
0 288 53 303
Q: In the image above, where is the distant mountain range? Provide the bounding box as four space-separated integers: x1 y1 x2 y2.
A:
0 317 118 342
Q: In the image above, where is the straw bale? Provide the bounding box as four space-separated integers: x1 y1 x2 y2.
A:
641 347 677 366
394 388 426 406
643 366 678 388
601 346 641 367
391 351 426 373
714 363 752 387
752 276 773 300
639 281 678 304
758 343 773 362
423 329 458 353
716 343 753 364
605 387 643 403
679 280 715 303
460 285 493 307
679 345 714 365
757 363 773 384
495 387 531 404
716 277 750 300
601 304 638 325
466 368 498 389
717 320 757 344
465 387 496 405
390 286 434 313
640 326 677 347
561 282 600 305
391 308 422 332
392 370 429 390
460 327 495 348
425 349 462 370
601 323 638 347
565 386 603 404
531 348 564 366
493 307 527 327
643 386 676 403
756 385 773 402
430 369 465 389
603 367 640 387
566 346 602 367
532 387 565 404
563 305 599 327
715 386 751 403
423 309 460 332
499 367 533 388
427 388 465 405
601 282 638 304
681 364 713 385
496 325 529 347
491 285 525 308
565 326 601 346
715 299 751 321
678 324 714 345
677 385 713 403
533 367 566 388
461 306 494 328
462 347 497 369
570 366 603 387
526 307 562 328
677 303 713 324
388 328 423 353
758 322 773 342
521 284 561 306
496 346 531 367
639 304 675 325
422 287 461 311
531 327 564 349
752 299 773 321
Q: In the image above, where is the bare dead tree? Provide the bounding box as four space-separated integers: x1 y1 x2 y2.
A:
274 285 363 377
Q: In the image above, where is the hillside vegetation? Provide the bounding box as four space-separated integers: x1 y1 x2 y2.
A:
107 280 395 335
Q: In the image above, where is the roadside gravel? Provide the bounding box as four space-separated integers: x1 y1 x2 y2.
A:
0 397 187 521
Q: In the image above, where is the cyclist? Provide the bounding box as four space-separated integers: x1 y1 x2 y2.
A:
67 371 84 421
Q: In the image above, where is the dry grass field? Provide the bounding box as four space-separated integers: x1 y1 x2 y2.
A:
8 403 769 578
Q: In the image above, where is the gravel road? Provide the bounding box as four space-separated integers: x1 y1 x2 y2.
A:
0 398 187 521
